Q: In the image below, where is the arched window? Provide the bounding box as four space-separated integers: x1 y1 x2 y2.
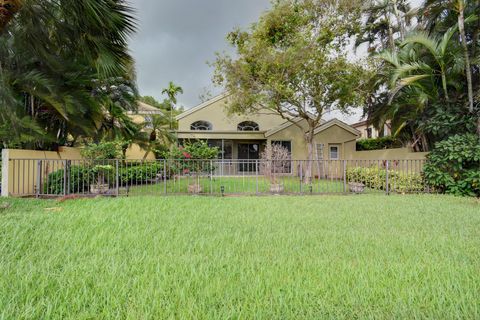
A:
190 121 212 131
237 121 259 131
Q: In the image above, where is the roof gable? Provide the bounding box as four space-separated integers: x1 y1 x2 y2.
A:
314 119 360 136
175 93 230 120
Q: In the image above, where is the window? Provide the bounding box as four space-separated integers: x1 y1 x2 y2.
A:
191 121 212 131
366 127 373 138
144 116 153 129
316 144 324 160
329 146 339 160
237 121 260 131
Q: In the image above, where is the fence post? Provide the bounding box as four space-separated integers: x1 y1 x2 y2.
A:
36 160 42 198
163 160 167 195
343 160 347 193
256 159 259 194
385 160 390 195
299 161 303 193
63 160 67 196
115 159 119 197
1 149 9 197
210 160 213 195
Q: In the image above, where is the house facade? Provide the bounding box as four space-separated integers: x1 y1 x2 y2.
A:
351 120 391 139
175 94 360 168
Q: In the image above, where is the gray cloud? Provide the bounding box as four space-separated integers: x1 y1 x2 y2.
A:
128 0 271 108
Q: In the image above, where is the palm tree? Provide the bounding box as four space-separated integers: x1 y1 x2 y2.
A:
420 0 479 134
377 23 472 150
141 115 175 160
161 82 183 130
356 0 412 54
0 0 137 149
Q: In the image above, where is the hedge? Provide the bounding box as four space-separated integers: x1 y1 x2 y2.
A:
356 136 403 151
346 166 425 193
45 162 166 194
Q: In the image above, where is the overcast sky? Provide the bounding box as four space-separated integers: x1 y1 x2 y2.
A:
129 0 270 108
128 0 423 123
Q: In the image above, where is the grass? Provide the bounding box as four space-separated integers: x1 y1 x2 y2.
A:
0 195 479 319
127 176 359 195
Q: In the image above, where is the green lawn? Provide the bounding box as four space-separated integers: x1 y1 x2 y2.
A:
127 176 361 195
0 195 479 319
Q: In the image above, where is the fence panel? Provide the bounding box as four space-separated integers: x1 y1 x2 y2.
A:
5 158 428 197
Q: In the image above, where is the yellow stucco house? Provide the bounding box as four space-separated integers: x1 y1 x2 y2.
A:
175 93 360 168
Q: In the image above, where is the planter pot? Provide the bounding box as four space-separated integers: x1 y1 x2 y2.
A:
188 184 203 194
270 183 284 194
90 184 110 194
349 182 365 194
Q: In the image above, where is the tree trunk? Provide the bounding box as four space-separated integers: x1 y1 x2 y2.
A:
457 2 474 113
0 0 23 33
303 126 315 185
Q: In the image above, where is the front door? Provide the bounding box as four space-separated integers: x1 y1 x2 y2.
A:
238 143 259 172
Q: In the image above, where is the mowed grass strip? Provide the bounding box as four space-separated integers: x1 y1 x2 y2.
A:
0 195 479 319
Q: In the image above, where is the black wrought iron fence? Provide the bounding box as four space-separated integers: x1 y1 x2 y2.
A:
5 159 429 197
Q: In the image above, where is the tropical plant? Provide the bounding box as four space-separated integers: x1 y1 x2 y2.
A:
161 82 183 129
423 134 480 197
0 0 138 150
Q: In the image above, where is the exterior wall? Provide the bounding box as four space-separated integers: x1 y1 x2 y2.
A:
353 123 391 139
2 145 154 196
349 148 428 160
266 120 358 161
177 95 286 132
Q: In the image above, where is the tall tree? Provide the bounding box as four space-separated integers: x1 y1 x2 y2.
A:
0 0 138 149
214 0 370 183
161 82 183 130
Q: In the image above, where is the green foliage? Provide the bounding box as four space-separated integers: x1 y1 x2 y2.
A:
347 166 425 193
119 162 165 185
45 162 166 194
163 141 219 176
0 0 138 150
163 141 219 160
44 165 95 194
81 141 124 160
424 134 480 197
356 136 403 151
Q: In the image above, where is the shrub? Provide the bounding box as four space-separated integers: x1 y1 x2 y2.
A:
45 162 167 194
423 134 480 197
347 166 425 193
44 165 95 194
163 141 219 176
356 136 403 151
81 140 123 160
119 162 165 185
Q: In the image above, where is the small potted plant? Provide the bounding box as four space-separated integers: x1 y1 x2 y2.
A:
260 144 291 194
81 141 123 194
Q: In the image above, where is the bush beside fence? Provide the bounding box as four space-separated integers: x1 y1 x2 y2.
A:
346 166 425 193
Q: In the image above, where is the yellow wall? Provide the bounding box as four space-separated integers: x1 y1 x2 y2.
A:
266 119 358 161
177 95 286 132
348 148 428 160
2 145 154 196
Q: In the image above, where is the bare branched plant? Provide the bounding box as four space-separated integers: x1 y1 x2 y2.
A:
260 144 291 185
